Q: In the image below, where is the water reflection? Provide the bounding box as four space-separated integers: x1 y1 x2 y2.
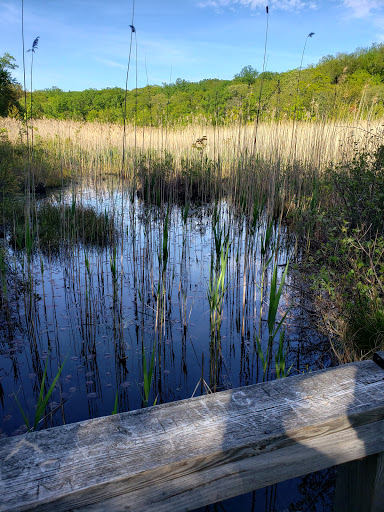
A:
0 179 330 440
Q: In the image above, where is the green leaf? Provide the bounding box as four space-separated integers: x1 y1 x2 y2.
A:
111 391 118 415
13 392 30 431
33 354 67 431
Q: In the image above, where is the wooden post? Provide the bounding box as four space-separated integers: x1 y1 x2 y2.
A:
334 452 384 512
372 452 384 511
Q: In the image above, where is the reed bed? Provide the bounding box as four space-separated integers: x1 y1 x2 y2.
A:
1 116 380 175
2 115 381 225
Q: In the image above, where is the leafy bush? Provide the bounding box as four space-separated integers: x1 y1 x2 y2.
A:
328 144 384 232
293 145 384 360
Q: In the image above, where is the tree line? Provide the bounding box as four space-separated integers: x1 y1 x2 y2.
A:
1 43 384 124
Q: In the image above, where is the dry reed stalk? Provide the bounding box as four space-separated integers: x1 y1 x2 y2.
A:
1 114 382 219
1 116 381 174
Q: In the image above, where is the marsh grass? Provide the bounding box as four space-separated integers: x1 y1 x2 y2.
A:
10 202 115 253
141 341 157 407
207 230 230 333
256 252 289 381
110 246 118 299
155 206 170 332
14 352 67 432
1 116 380 209
275 332 292 379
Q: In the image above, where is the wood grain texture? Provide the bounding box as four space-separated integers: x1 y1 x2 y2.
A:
1 356 384 512
372 451 384 512
334 453 384 512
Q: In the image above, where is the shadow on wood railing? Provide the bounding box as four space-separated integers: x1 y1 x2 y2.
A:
0 353 383 511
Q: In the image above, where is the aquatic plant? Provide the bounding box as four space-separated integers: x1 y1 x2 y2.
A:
207 238 230 333
207 227 231 392
110 245 118 297
256 253 289 381
141 341 157 407
275 332 292 379
111 391 118 415
14 353 67 432
156 206 169 331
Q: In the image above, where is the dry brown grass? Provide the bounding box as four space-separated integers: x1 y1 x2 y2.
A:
1 115 383 213
1 117 381 175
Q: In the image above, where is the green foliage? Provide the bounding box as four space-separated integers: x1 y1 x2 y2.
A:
256 257 289 381
14 42 384 124
327 144 384 232
275 332 292 379
234 65 259 85
294 145 384 358
141 342 157 407
11 203 115 253
336 229 384 351
207 237 230 331
0 53 23 118
267 259 289 339
308 225 384 355
14 353 67 432
0 129 21 195
0 130 69 199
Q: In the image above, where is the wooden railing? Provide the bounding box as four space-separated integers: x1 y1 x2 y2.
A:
1 354 383 511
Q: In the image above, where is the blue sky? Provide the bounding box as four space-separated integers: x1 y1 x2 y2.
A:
1 0 384 91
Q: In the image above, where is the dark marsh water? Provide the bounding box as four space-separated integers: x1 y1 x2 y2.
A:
0 178 334 510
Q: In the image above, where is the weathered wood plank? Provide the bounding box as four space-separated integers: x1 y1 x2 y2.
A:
334 452 384 512
0 357 383 512
372 451 384 512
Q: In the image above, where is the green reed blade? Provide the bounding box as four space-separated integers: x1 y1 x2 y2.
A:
142 341 156 407
33 355 67 431
13 392 30 431
111 391 118 415
267 260 289 336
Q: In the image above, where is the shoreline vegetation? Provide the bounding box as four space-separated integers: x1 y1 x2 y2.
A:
1 113 383 363
1 115 380 191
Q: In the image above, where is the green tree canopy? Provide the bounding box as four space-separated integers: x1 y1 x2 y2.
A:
0 53 22 117
234 65 259 85
12 42 384 124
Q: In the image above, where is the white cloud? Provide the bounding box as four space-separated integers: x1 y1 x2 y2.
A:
197 0 219 6
94 58 126 70
198 0 317 11
342 0 383 18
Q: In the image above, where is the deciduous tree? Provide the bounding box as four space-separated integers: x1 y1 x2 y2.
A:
0 53 22 117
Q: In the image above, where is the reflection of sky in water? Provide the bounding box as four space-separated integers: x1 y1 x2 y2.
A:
0 181 330 441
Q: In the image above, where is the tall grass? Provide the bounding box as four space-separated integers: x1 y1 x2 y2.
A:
256 246 290 381
1 114 379 243
1 116 379 184
14 352 67 432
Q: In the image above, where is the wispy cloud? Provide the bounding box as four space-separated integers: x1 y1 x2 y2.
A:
0 1 20 25
94 58 126 70
198 0 316 11
372 14 384 42
342 0 383 18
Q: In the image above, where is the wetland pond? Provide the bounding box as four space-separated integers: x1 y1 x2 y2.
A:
0 177 334 511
